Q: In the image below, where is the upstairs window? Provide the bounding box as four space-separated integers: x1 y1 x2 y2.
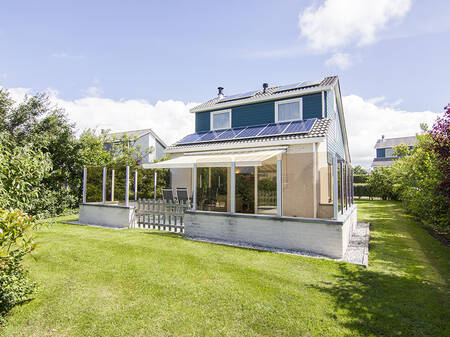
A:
275 98 302 122
211 110 231 130
385 148 395 157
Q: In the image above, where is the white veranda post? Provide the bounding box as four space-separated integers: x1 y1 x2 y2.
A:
111 169 115 202
102 167 107 204
125 166 130 207
82 167 87 203
134 170 138 201
231 162 236 213
276 157 282 217
192 164 197 211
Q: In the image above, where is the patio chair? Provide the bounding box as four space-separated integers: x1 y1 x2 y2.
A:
176 188 190 204
162 188 175 202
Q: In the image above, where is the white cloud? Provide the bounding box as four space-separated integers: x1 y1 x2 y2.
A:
5 87 32 102
343 94 439 168
299 0 412 52
7 87 198 146
85 86 103 97
51 52 85 59
5 87 441 169
325 53 352 69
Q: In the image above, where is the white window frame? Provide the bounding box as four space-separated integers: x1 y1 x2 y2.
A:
275 97 303 123
210 109 232 130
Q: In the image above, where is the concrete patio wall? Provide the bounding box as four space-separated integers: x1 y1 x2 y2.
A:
79 203 136 228
184 205 357 259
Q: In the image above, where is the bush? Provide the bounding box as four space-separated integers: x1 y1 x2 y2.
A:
354 174 368 184
367 167 399 200
354 183 371 198
0 209 37 322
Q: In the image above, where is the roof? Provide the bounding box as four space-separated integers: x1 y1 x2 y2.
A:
190 76 338 113
374 136 417 149
167 118 330 153
106 128 167 148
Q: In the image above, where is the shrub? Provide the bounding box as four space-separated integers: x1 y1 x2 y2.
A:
0 209 37 322
354 174 368 184
354 183 371 198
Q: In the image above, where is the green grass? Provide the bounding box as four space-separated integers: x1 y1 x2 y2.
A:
1 201 449 336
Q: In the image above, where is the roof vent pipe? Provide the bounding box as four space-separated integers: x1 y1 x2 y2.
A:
381 135 385 140
263 83 268 93
218 87 224 99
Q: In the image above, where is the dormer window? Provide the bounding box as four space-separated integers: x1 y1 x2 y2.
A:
211 109 231 130
275 98 302 123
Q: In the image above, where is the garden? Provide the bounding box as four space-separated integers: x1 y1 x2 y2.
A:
0 91 449 336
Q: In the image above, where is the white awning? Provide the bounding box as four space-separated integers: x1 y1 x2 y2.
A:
142 149 284 169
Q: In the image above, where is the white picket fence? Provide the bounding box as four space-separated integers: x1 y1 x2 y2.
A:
135 199 190 233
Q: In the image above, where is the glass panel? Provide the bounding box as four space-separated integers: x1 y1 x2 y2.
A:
236 167 255 214
113 166 127 204
319 164 333 204
213 111 230 130
385 148 395 157
278 101 300 121
257 165 277 215
338 162 343 213
86 167 103 202
196 167 227 212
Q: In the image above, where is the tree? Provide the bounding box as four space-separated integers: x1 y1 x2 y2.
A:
0 89 80 215
0 133 52 215
367 167 398 200
353 165 368 175
429 104 450 204
391 132 449 234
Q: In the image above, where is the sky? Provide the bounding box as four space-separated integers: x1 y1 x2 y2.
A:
1 0 449 168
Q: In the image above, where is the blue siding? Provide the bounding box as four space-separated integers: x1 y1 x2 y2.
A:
303 93 323 119
232 101 275 128
196 91 325 131
377 148 385 158
195 111 210 132
325 89 346 163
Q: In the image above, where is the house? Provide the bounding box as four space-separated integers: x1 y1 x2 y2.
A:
105 128 167 163
143 76 357 258
371 135 417 168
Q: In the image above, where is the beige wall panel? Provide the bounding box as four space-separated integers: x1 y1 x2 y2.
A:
282 151 314 218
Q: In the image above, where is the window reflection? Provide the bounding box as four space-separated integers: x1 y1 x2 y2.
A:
235 167 255 214
196 167 227 212
257 165 277 215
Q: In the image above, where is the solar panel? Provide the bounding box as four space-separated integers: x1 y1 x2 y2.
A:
282 118 316 134
258 122 290 137
215 127 245 140
219 90 258 103
198 130 224 142
275 82 303 93
177 132 206 144
234 125 266 139
177 119 317 145
275 79 322 93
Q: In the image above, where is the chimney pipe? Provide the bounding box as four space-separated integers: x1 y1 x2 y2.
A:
218 87 224 99
381 135 385 140
263 83 268 93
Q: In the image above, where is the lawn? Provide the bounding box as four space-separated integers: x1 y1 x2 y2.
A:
1 201 449 336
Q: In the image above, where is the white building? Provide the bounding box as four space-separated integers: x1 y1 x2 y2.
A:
105 128 167 163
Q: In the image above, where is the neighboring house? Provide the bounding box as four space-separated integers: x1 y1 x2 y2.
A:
105 128 167 163
144 76 357 259
371 135 417 168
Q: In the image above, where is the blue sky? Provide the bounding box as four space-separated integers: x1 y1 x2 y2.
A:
1 0 449 167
